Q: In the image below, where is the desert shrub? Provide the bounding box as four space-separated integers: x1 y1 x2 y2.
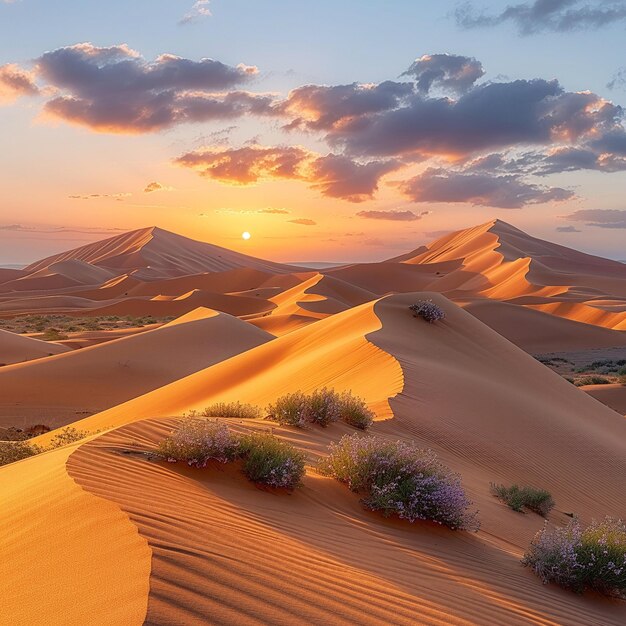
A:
267 389 374 429
339 391 374 430
305 388 342 427
157 419 239 467
48 426 91 448
522 517 626 596
491 483 554 516
266 392 309 427
574 375 612 386
409 300 445 323
202 402 261 419
318 435 478 530
238 432 306 489
0 440 42 466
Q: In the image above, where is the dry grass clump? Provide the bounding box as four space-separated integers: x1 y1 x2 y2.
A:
202 402 261 419
267 389 374 429
491 483 555 516
0 440 43 467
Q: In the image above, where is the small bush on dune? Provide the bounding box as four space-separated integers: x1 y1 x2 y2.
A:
0 440 43 467
574 375 612 387
266 392 310 427
267 389 374 430
239 432 306 489
202 402 261 419
522 517 626 596
491 483 554 517
157 420 239 467
339 392 374 430
318 434 478 530
409 300 446 323
48 426 91 449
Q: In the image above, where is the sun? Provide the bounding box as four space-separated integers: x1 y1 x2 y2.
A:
241 231 251 240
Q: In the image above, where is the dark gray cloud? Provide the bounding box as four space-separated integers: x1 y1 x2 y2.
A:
556 225 582 232
400 167 573 208
402 54 484 94
33 43 269 132
456 0 626 35
0 63 39 102
356 209 427 221
326 80 620 159
281 81 413 131
175 145 398 202
560 208 626 228
607 67 626 90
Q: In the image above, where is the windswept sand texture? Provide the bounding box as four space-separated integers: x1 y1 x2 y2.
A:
2 221 626 624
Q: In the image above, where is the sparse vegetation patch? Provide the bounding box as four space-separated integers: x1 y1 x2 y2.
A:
202 402 261 419
522 517 626 597
491 483 554 516
409 300 446 323
318 434 478 530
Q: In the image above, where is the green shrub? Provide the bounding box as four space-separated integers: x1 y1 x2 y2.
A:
0 440 42 466
202 402 261 419
574 376 612 386
318 435 478 530
523 517 626 596
48 427 91 448
491 483 555 516
339 392 374 429
267 389 374 429
266 392 309 427
238 432 306 489
157 419 239 466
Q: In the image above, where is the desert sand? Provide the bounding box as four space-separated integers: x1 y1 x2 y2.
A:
2 220 626 625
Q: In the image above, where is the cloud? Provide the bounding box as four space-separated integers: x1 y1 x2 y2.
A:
214 207 291 215
356 209 427 221
258 207 290 214
32 43 267 133
424 229 453 238
143 181 173 193
280 81 413 131
400 168 573 208
180 0 211 25
68 192 131 200
402 54 484 94
456 0 626 35
607 67 626 90
0 223 126 235
0 63 39 103
560 208 626 228
288 218 316 226
327 79 620 159
556 225 582 232
175 144 398 201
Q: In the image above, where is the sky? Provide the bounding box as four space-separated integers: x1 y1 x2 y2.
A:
1 0 626 264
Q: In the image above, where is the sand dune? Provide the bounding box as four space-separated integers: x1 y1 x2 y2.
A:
462 299 626 352
0 308 273 428
24 226 304 277
0 327 70 365
10 291 624 625
583 383 626 416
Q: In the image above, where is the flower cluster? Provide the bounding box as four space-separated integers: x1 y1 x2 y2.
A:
157 420 240 467
522 517 626 596
157 420 306 490
239 432 306 490
318 435 478 530
267 389 374 429
409 300 446 323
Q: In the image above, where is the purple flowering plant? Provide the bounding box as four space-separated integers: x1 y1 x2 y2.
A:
318 434 478 531
522 517 626 596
